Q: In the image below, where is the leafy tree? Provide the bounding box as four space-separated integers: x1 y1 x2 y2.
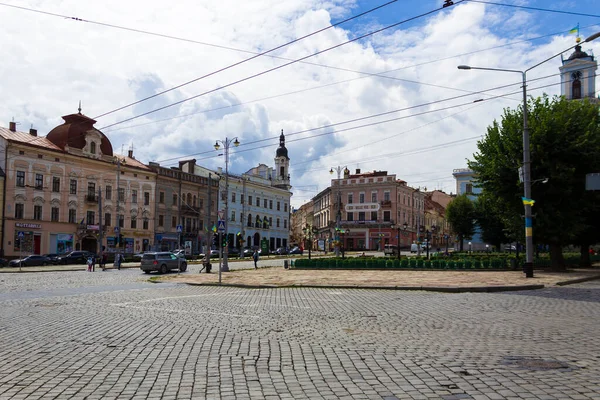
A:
446 194 475 251
473 193 510 249
469 95 600 269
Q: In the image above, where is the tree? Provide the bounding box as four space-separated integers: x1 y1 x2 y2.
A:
469 95 600 269
473 193 510 250
446 194 475 251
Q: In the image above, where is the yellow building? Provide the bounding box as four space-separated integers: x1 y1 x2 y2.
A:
0 110 156 258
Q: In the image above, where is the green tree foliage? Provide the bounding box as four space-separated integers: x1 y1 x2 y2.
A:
446 194 475 251
473 193 510 249
469 95 600 268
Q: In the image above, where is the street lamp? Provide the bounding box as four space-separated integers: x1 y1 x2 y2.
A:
330 166 349 257
468 241 472 254
214 137 240 273
457 31 600 278
303 225 318 260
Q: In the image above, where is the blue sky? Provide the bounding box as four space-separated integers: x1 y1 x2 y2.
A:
0 0 599 206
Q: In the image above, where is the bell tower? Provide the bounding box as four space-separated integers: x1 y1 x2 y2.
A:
273 129 291 190
559 41 598 102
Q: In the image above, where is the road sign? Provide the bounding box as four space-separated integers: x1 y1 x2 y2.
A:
217 220 226 232
17 231 25 238
114 227 120 234
176 225 183 233
218 210 225 220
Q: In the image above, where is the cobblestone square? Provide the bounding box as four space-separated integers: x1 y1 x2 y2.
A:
1 267 599 399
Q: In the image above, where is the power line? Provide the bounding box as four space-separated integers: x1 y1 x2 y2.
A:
99 1 465 129
103 23 599 134
154 71 560 165
91 0 400 119
465 0 600 18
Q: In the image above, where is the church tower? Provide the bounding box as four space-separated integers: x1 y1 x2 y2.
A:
273 129 291 190
559 42 598 102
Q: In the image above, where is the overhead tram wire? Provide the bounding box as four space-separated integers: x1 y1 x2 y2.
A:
464 0 600 18
153 71 562 165
103 23 600 134
91 1 400 120
162 77 582 172
99 1 466 130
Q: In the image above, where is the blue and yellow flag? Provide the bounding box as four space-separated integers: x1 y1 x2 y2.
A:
211 225 217 232
569 24 579 35
522 197 535 206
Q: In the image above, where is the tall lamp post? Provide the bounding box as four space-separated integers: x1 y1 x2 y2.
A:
457 31 600 278
303 224 317 260
214 137 240 272
330 166 349 257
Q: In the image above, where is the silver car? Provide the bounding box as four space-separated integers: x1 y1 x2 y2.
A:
140 252 187 274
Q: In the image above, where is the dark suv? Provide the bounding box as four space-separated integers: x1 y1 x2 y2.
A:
57 251 96 265
140 252 187 274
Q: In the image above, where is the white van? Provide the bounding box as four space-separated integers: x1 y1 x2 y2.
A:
410 243 419 253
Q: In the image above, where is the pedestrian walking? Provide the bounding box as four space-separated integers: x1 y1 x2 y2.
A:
115 253 122 270
87 255 94 272
100 252 107 271
253 250 259 269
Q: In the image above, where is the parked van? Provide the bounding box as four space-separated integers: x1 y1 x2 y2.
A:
410 243 419 253
384 244 398 256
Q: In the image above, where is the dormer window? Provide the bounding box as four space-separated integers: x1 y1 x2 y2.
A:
90 141 96 154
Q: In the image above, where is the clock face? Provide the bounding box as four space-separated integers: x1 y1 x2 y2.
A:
571 70 583 80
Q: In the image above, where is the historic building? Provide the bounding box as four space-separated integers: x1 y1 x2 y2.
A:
148 159 218 254
193 130 293 252
560 42 598 102
0 110 156 258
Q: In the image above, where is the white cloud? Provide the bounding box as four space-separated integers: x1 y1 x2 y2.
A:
0 0 598 207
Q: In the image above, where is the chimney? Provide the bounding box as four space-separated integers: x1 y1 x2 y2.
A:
9 122 16 132
128 149 134 158
29 128 37 137
355 168 361 174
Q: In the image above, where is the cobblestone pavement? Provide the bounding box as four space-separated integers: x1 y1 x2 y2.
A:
1 268 599 399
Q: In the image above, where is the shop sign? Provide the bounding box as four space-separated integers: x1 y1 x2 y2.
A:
87 225 100 231
15 223 41 229
345 202 380 212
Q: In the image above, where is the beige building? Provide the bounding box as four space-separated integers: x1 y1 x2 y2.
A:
0 111 156 258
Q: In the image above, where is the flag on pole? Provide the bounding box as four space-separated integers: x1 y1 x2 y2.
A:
568 24 579 35
212 225 217 232
522 197 535 206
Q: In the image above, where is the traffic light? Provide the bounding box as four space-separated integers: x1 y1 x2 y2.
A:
212 234 218 247
118 234 124 246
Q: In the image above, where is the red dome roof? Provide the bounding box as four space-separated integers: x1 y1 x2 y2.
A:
46 112 113 156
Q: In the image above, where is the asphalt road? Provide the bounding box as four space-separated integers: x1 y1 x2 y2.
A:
1 266 599 399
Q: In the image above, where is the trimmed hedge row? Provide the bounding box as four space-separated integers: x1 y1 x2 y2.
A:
294 257 512 270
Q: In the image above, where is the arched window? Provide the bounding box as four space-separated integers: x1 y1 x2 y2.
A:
247 214 252 227
255 215 261 227
572 71 583 99
193 195 196 207
280 166 285 178
90 142 96 154
263 216 269 229
187 193 192 206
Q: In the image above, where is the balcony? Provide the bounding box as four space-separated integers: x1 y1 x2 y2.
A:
380 200 392 207
182 204 201 215
85 194 98 203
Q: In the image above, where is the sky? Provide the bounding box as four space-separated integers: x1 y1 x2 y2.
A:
1 0 599 208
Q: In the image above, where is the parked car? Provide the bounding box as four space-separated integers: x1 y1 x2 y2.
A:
0 258 7 268
227 247 240 257
384 244 398 256
172 249 186 258
43 253 60 264
57 251 96 265
133 252 145 261
140 252 187 274
289 247 303 255
242 248 255 257
274 247 288 255
200 250 220 259
9 255 51 267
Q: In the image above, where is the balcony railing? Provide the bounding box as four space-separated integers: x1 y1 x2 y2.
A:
85 194 98 203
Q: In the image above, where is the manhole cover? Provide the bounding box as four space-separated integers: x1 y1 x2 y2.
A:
502 356 576 371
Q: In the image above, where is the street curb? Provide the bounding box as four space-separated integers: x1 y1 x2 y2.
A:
0 265 139 273
555 274 600 286
182 282 545 293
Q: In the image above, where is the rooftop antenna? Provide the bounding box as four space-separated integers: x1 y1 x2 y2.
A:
78 101 82 114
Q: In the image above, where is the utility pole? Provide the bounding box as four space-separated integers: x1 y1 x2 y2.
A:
204 173 213 272
178 171 182 252
115 157 121 266
241 176 246 256
98 186 103 266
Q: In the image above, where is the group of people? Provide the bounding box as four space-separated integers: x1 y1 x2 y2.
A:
87 253 121 272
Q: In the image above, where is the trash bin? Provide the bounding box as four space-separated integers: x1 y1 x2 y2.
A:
509 258 517 270
284 260 289 269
